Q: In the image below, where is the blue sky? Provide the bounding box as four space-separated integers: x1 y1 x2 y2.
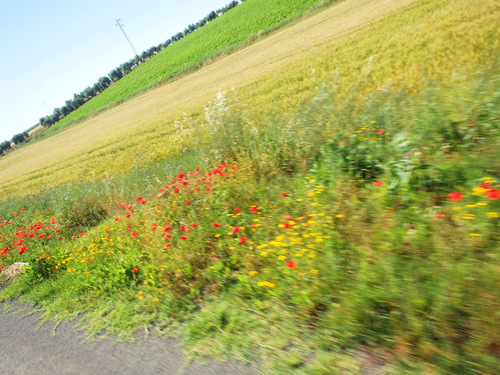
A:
0 0 233 143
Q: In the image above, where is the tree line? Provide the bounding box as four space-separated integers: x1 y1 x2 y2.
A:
1 0 240 154
38 1 239 129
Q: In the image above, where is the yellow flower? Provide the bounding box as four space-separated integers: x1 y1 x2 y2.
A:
469 233 481 237
336 214 345 218
257 281 276 288
477 202 488 206
249 271 259 276
153 298 159 302
307 253 317 259
310 269 319 274
138 295 144 300
278 255 286 261
260 251 269 257
486 212 500 218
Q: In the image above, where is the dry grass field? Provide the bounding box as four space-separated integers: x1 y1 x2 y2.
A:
0 0 498 197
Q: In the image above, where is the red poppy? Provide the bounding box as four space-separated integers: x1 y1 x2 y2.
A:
164 226 171 232
374 181 383 187
250 206 258 213
239 237 247 244
377 129 385 135
286 261 296 268
448 192 464 202
191 223 198 228
233 208 241 213
479 183 491 190
340 142 348 145
212 223 220 228
185 200 191 205
165 243 172 249
485 189 499 200
132 267 138 273
434 213 445 219
38 234 44 239
232 227 240 234
115 217 122 222
131 232 138 238
181 236 188 241
281 192 288 198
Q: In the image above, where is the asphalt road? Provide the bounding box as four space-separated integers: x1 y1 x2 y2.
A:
0 302 256 375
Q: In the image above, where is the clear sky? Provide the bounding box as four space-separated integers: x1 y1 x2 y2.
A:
0 0 234 143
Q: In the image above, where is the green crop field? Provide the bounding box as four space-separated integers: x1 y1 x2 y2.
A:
50 0 325 131
1 0 499 373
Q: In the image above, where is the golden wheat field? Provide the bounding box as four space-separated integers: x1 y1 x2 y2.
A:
0 0 498 198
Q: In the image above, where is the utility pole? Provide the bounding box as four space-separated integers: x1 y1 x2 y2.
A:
115 19 139 58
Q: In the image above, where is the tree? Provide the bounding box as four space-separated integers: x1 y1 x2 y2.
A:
0 141 11 154
12 132 28 145
96 76 111 92
207 10 217 22
108 68 123 82
82 86 96 99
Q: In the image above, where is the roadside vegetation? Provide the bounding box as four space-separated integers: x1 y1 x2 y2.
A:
1 0 499 373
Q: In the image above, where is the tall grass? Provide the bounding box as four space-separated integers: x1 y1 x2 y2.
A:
2 59 499 373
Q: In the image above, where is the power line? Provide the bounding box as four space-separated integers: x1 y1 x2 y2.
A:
115 19 139 58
